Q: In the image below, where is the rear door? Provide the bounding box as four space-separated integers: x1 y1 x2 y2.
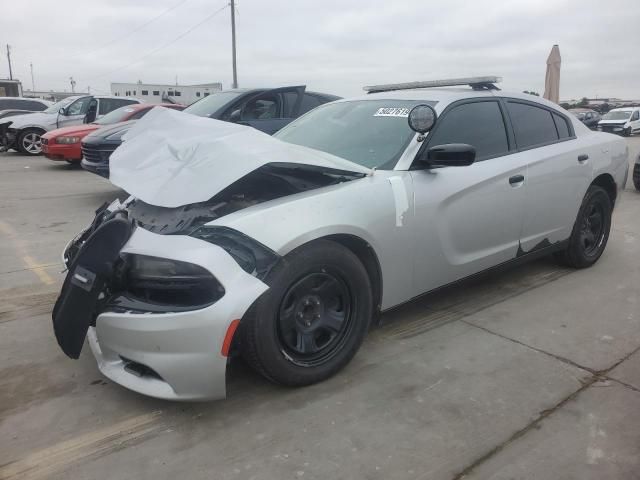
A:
410 98 527 294
234 86 305 134
97 98 138 118
504 99 591 251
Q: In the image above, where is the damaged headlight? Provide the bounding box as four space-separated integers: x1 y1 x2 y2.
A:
122 254 225 307
190 226 279 279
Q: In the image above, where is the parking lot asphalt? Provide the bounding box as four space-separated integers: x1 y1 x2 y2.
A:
1 139 639 480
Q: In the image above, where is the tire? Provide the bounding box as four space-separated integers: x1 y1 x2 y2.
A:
239 239 373 387
633 164 640 192
555 185 612 268
623 127 631 137
17 129 44 155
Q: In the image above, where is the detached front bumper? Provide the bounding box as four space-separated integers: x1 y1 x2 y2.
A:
0 125 17 152
59 222 269 401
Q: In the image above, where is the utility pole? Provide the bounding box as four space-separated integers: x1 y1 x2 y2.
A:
230 0 238 89
30 63 35 91
6 44 13 80
69 76 76 93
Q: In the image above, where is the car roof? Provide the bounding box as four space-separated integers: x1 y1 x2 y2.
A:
0 96 52 103
334 88 566 112
127 102 183 110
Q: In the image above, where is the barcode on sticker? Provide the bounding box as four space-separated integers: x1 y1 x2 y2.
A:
374 107 410 117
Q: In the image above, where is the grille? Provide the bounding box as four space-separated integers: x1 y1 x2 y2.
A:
81 143 116 165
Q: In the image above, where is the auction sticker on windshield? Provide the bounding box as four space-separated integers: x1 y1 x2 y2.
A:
374 107 410 117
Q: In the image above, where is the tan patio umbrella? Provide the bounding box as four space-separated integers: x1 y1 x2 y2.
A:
543 44 561 103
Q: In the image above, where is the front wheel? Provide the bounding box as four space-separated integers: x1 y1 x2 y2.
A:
17 129 44 155
623 127 632 137
239 240 373 386
555 185 612 268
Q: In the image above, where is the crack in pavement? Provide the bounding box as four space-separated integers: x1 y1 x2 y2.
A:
450 329 640 479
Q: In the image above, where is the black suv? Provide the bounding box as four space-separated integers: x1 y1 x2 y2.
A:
81 86 339 177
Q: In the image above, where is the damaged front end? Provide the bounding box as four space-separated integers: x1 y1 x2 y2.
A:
0 121 16 152
53 199 272 400
52 107 369 399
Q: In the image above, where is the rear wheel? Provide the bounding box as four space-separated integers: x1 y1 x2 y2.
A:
633 164 640 191
555 185 612 268
239 240 373 386
17 129 44 155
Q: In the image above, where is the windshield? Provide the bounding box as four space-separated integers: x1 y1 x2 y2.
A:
603 110 632 121
94 105 138 125
183 91 245 117
44 97 81 114
275 99 431 169
571 111 586 119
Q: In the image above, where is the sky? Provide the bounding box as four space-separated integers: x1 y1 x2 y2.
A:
2 0 640 101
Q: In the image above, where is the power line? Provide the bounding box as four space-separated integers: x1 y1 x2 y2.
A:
67 0 193 59
85 3 228 82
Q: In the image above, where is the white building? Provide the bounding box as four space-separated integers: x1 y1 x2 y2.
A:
110 81 222 105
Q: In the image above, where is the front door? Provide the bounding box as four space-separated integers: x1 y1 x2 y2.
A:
235 86 305 134
58 96 92 128
410 99 527 295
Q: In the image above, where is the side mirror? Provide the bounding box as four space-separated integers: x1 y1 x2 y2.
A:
229 109 241 122
58 107 66 116
426 143 476 167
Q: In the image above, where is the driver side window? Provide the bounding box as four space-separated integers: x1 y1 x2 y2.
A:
426 101 509 161
240 95 279 121
632 111 639 121
66 97 92 116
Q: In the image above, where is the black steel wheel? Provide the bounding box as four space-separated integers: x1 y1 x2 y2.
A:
276 271 353 366
240 240 373 386
633 163 640 192
555 185 612 268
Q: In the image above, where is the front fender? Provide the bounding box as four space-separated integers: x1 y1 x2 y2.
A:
211 172 417 310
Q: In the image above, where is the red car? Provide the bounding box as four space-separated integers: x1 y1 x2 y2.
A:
42 103 184 162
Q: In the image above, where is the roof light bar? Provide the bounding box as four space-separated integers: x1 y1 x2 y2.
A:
363 76 502 94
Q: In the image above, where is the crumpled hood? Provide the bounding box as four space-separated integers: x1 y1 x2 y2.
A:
4 111 55 129
109 107 371 208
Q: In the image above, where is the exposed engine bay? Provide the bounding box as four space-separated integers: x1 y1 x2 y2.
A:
127 162 365 235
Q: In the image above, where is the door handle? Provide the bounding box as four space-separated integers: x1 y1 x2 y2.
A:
578 154 589 163
509 174 525 186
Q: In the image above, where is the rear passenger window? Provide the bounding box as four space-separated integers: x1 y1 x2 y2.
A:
552 113 571 139
426 101 509 161
507 102 559 149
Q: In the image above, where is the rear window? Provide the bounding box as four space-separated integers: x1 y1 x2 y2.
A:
552 113 571 139
507 102 559 149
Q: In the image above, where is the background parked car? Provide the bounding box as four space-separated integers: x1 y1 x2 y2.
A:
0 95 140 155
597 107 640 136
0 97 53 120
81 86 340 177
42 103 184 163
569 108 601 129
